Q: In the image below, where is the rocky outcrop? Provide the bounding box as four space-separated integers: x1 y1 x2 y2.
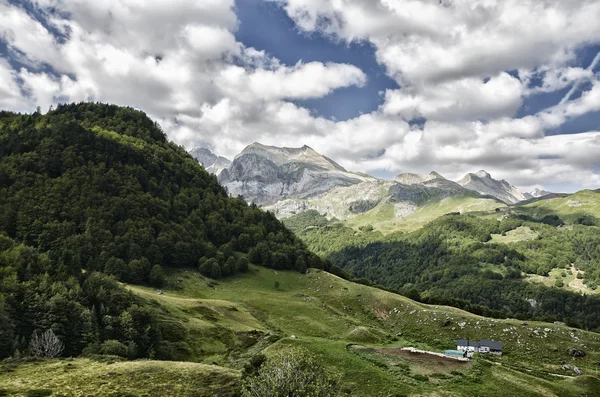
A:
457 170 526 204
567 347 586 357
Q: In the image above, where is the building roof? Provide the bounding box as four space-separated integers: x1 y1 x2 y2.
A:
457 339 502 350
480 340 502 350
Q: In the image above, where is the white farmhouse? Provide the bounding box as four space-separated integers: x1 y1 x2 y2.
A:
457 339 502 356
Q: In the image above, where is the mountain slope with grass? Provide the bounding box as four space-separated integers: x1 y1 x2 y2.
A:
289 209 600 331
3 265 599 396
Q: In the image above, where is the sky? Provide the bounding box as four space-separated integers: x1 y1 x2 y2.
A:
1 0 600 192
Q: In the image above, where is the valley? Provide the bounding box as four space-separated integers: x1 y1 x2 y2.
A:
3 265 600 396
0 104 598 396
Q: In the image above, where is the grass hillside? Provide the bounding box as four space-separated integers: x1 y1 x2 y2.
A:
4 266 598 396
344 194 504 234
0 359 239 397
517 190 600 224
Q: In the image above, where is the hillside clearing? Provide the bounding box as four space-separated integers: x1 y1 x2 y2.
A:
490 226 538 244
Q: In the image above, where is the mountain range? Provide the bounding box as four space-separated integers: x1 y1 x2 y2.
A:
190 144 551 223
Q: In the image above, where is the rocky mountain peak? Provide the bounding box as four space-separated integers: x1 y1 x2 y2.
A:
237 143 346 172
458 170 526 204
394 172 442 185
530 188 552 198
189 147 231 176
218 143 364 206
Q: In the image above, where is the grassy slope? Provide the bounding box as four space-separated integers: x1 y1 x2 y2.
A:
134 266 600 396
517 190 600 222
4 266 600 396
0 359 240 397
526 265 598 295
345 194 504 234
490 226 539 244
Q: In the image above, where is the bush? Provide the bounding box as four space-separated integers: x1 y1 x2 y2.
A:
100 340 127 357
241 349 338 397
236 257 249 273
149 265 165 288
555 278 564 288
30 329 64 358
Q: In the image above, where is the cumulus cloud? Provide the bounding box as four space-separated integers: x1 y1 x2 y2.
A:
1 0 600 192
270 0 600 191
382 72 524 122
0 0 365 117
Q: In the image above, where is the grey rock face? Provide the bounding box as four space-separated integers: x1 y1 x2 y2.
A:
567 347 586 357
218 143 364 206
457 170 526 204
196 143 519 222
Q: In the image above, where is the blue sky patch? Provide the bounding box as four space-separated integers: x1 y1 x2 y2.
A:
235 0 397 121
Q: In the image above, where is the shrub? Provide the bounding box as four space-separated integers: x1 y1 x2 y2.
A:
99 340 127 357
30 330 64 358
236 257 249 273
241 349 338 397
149 265 165 288
555 278 564 288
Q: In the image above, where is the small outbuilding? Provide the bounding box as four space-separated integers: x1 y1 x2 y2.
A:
457 339 502 356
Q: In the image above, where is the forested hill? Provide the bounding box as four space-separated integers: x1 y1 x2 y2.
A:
0 103 322 359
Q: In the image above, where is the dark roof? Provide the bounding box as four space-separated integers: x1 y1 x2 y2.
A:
457 339 502 350
480 340 502 350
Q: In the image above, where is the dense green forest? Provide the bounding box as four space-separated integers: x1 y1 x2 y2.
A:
288 209 600 331
0 103 323 359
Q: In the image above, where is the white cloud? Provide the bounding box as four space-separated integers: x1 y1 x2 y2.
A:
0 60 29 111
0 0 365 119
383 72 524 122
1 0 600 192
217 62 366 101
